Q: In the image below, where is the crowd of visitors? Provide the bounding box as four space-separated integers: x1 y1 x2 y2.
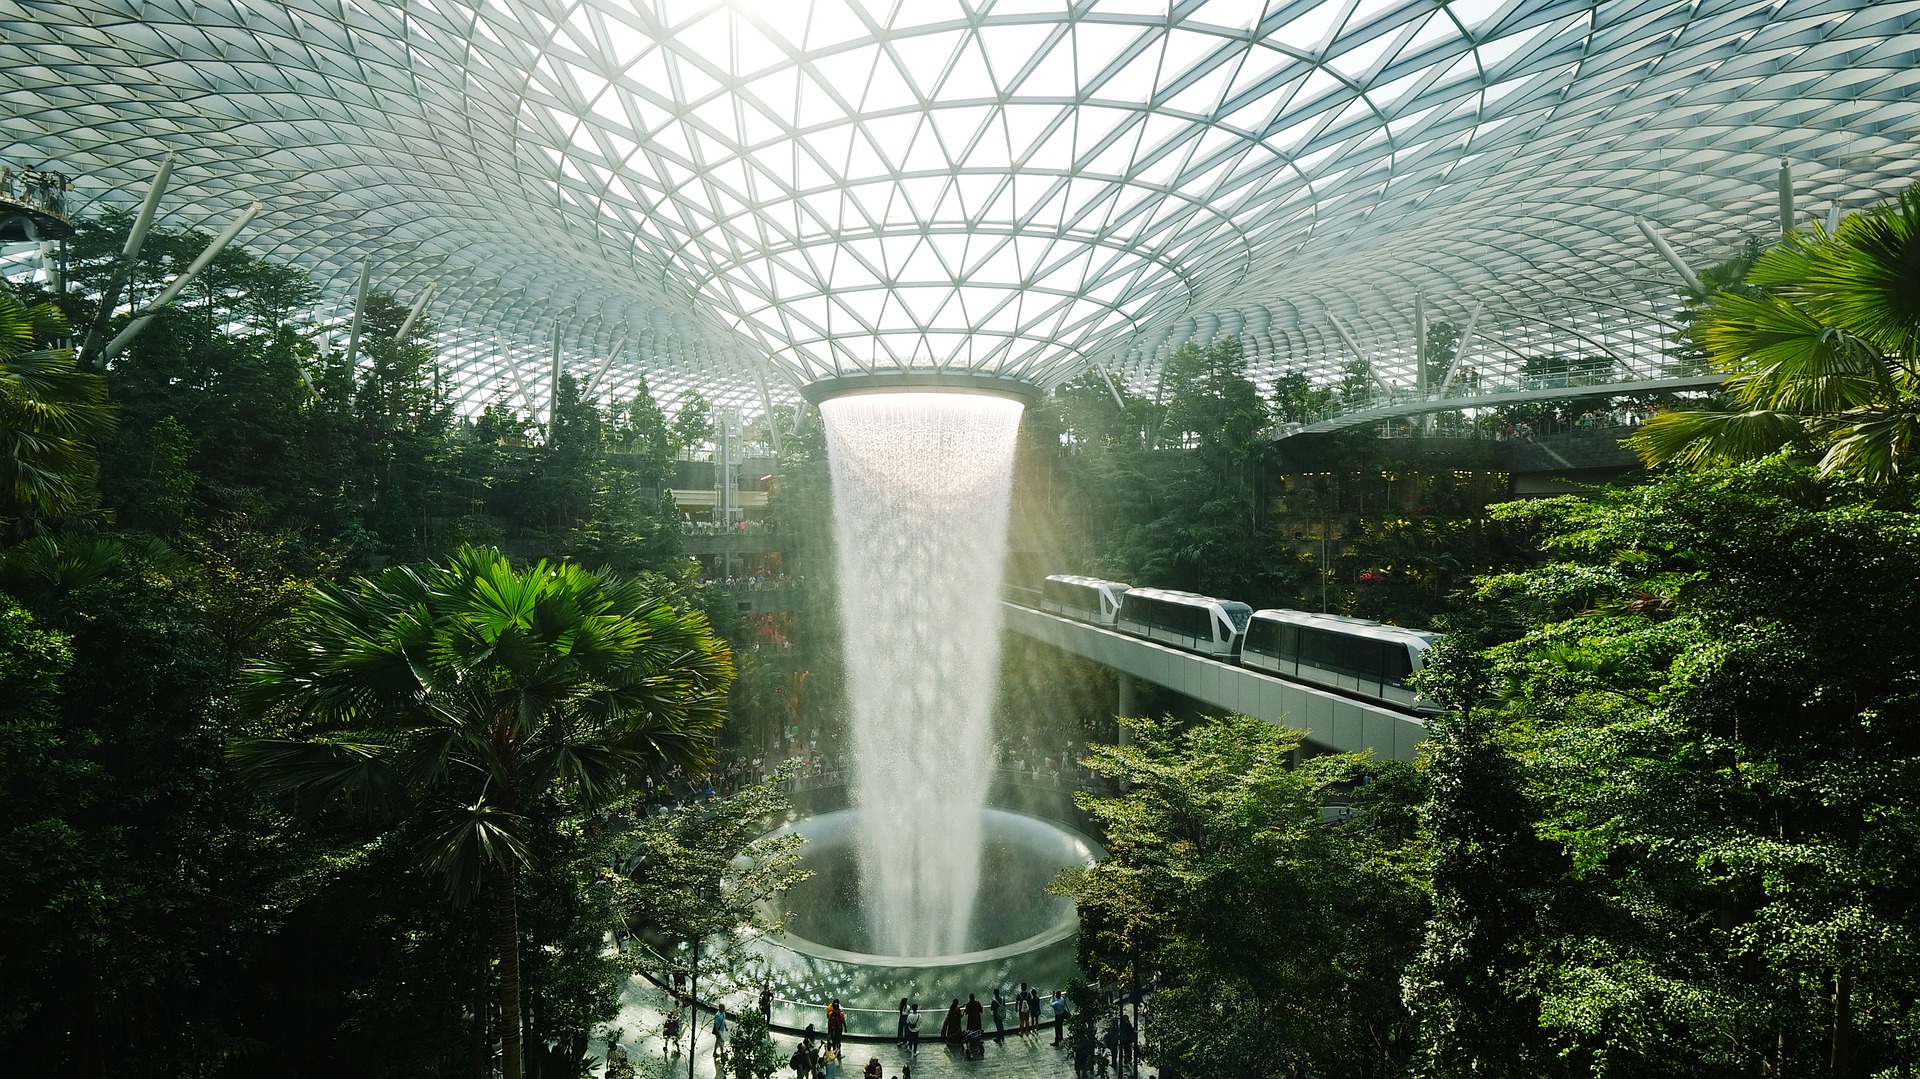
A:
683 516 778 536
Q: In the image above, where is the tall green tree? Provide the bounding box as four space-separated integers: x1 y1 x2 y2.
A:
231 546 734 1079
1416 458 1920 1077
1064 714 1427 1079
616 766 808 1077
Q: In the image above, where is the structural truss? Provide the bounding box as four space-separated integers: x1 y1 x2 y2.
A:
4 0 1919 415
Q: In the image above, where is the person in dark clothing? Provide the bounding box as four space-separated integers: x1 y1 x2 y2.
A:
942 1000 962 1046
991 988 1006 1041
965 994 983 1035
760 986 775 1026
827 999 846 1050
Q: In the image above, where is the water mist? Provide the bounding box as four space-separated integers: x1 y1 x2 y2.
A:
819 391 1024 957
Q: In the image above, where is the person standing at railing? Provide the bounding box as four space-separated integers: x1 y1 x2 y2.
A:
1016 982 1031 1034
826 999 845 1050
895 997 909 1046
906 1004 921 1053
1050 990 1068 1046
991 987 1006 1042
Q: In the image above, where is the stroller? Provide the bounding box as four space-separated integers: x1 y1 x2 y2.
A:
962 1027 986 1060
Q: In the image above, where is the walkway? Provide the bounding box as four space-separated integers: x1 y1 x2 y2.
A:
1273 373 1726 439
603 974 1090 1079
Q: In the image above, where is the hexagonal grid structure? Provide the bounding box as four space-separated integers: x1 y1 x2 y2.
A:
3 0 1918 416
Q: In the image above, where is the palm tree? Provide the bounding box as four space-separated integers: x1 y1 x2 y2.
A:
0 289 114 522
1632 182 1920 481
230 545 732 1079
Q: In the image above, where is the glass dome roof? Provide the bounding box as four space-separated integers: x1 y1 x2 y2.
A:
3 0 1918 414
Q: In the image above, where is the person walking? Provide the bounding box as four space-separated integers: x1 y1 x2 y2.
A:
713 1006 728 1070
1050 990 1068 1046
826 999 845 1051
906 1004 921 1053
792 1030 818 1079
991 987 1006 1042
896 997 910 1046
822 1044 841 1079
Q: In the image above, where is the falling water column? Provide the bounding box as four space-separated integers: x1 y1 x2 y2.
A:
819 391 1024 957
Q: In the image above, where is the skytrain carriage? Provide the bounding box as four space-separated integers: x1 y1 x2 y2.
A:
1242 609 1442 713
1115 587 1252 659
1040 574 1132 625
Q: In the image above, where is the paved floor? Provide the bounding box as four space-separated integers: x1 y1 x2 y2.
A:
603 975 1091 1079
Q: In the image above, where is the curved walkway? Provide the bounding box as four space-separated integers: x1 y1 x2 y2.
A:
603 974 1091 1079
1274 373 1726 438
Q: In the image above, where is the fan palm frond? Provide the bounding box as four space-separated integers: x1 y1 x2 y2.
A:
415 800 533 906
1629 407 1810 471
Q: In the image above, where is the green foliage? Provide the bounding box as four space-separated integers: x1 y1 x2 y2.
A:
1270 368 1337 424
727 1007 783 1079
0 208 758 1077
1064 714 1427 1079
0 593 84 1039
0 288 113 525
234 545 734 1079
235 545 733 894
1635 182 1920 481
1040 339 1281 600
671 391 715 459
1424 319 1462 390
1417 457 1920 1077
616 765 809 976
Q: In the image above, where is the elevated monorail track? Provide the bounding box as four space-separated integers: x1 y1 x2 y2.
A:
1003 602 1426 762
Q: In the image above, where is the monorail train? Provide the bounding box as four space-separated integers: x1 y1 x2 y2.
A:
1040 575 1131 624
1242 609 1441 713
1113 587 1252 659
1035 575 1442 712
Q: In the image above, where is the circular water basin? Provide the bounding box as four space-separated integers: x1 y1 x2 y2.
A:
717 807 1101 1036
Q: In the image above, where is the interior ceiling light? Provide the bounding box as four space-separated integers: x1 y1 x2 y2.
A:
3 0 1919 415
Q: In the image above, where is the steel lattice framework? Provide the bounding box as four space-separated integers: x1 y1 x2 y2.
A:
3 0 1919 416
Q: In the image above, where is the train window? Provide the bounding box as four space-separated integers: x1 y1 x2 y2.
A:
1246 620 1281 655
1302 629 1387 680
1382 644 1414 685
1300 628 1340 670
1044 580 1083 610
1279 624 1299 658
1177 604 1209 638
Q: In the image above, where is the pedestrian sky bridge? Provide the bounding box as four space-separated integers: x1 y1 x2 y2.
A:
4 1 1919 418
1003 602 1427 762
1273 371 1728 439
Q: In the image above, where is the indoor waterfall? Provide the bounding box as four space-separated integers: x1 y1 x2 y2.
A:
819 391 1024 957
